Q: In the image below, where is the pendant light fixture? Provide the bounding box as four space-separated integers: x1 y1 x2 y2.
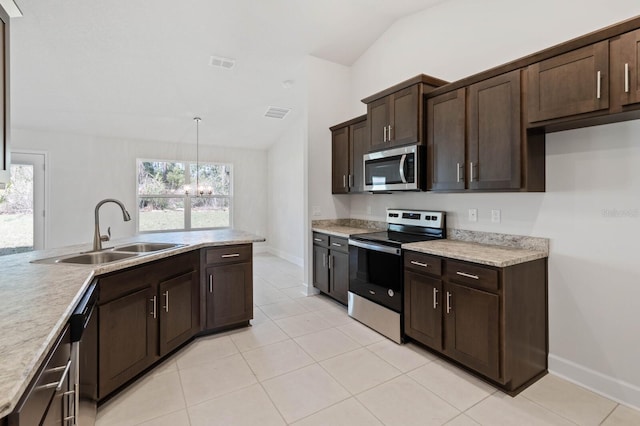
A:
184 117 212 196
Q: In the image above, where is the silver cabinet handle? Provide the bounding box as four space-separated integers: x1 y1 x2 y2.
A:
328 255 333 269
331 242 343 247
456 163 461 182
150 296 157 318
433 287 438 309
221 253 240 258
322 253 326 268
163 291 169 312
446 291 452 314
209 275 213 293
596 70 602 99
625 63 630 93
348 174 353 188
410 260 429 268
388 125 392 141
469 162 474 183
383 126 387 142
37 359 72 391
313 238 323 242
369 290 376 295
343 175 347 188
456 271 480 280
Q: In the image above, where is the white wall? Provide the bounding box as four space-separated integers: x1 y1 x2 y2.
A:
12 127 268 250
305 56 352 292
342 0 640 409
267 118 306 266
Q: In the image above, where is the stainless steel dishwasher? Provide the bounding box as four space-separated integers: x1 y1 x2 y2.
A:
70 280 98 425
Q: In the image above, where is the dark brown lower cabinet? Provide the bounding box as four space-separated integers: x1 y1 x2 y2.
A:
202 244 253 331
312 232 348 305
404 251 547 393
205 262 253 329
97 251 199 399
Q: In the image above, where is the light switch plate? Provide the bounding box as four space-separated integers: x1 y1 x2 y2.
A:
468 208 478 222
312 206 321 217
491 209 501 223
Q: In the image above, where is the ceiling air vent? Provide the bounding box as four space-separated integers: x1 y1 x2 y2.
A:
209 55 236 70
264 106 291 119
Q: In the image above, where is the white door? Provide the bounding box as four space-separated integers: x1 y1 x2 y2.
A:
0 152 46 254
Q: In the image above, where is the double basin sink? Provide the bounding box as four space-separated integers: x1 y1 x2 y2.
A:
34 242 184 265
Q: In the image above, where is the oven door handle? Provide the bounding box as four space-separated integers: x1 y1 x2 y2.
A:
348 239 401 255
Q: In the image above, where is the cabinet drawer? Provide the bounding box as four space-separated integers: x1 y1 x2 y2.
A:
312 232 329 248
205 244 252 265
445 260 499 292
328 236 348 253
404 251 442 276
10 326 71 426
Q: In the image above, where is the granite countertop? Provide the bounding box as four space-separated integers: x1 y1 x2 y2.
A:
403 239 548 267
0 229 264 419
311 219 386 238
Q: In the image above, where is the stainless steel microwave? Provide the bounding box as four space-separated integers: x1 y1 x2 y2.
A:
364 145 423 191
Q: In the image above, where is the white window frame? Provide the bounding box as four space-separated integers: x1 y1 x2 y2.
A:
136 159 233 233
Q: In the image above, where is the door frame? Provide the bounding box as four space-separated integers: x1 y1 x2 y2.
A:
11 150 48 250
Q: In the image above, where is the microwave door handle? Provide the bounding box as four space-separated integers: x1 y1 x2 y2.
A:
399 154 407 183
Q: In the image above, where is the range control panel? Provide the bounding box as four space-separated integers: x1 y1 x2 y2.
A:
387 209 445 229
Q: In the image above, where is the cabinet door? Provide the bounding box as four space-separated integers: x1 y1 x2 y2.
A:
0 10 9 185
528 41 609 123
205 263 253 329
404 271 442 351
313 245 329 294
331 126 349 194
159 270 199 356
330 250 349 305
443 282 500 380
368 97 390 152
350 119 368 193
427 88 466 191
98 286 157 398
468 70 521 190
615 29 640 107
390 85 420 147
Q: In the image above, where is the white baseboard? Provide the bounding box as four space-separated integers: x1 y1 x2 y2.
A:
265 246 304 267
549 354 640 411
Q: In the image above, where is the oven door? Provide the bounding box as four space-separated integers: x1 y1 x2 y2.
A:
364 145 420 192
348 239 402 313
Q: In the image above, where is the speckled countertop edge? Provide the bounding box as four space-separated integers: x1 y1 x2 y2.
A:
311 219 386 238
0 229 265 419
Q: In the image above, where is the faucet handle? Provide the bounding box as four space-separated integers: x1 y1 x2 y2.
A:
100 227 111 242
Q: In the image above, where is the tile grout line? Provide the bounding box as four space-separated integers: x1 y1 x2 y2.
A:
598 403 619 425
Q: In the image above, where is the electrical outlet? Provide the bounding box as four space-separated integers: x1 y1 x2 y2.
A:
468 208 478 222
312 206 321 217
491 209 501 223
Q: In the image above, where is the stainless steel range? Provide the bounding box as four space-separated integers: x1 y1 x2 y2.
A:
347 209 446 343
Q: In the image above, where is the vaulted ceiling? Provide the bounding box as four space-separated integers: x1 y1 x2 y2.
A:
10 0 445 149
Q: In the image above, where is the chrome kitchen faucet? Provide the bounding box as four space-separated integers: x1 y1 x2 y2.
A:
93 198 131 251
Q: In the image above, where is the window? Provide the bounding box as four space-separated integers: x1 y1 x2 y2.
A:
137 160 232 232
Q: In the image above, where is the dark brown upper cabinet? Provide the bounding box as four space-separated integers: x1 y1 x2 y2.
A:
330 115 368 194
427 71 544 192
0 6 10 186
363 74 447 153
468 70 523 190
427 88 466 191
611 28 640 111
527 41 610 123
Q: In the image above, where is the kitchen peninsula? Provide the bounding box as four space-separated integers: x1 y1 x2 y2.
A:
0 229 265 421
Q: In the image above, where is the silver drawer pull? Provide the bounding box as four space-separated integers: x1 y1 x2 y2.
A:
313 238 323 242
369 290 376 295
37 359 72 391
331 242 343 247
221 253 240 258
456 271 479 280
410 260 429 268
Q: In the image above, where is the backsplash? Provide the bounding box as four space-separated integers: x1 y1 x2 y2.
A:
448 228 549 254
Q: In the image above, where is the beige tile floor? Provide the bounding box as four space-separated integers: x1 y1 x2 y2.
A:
96 253 640 426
